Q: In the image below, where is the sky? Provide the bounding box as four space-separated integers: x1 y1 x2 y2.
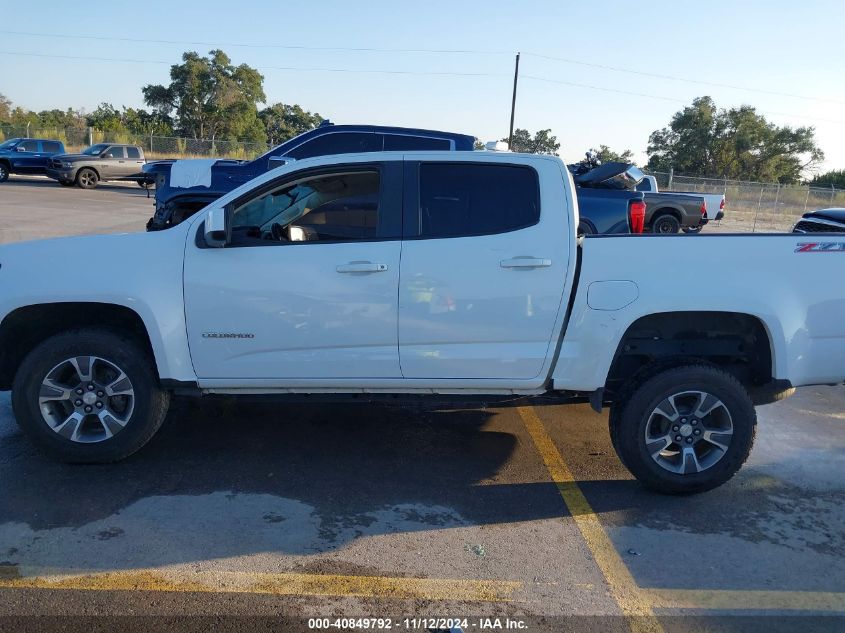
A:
2 0 844 172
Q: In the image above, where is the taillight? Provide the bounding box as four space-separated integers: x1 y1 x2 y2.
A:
629 200 646 234
700 201 707 216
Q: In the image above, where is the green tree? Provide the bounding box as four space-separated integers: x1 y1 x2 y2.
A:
504 128 560 155
592 144 634 164
0 94 10 122
259 103 324 146
809 169 845 188
143 50 266 142
646 96 823 183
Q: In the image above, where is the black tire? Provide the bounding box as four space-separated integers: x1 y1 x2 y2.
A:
137 179 154 189
11 329 170 463
610 364 756 494
577 220 595 237
0 162 9 182
652 213 681 234
76 168 99 189
682 225 702 234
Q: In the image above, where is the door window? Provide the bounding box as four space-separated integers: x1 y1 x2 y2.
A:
417 163 540 239
286 133 380 160
103 146 125 158
42 142 62 153
18 140 38 152
231 170 381 244
126 147 142 159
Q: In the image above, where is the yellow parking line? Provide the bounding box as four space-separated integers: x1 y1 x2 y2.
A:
517 406 664 633
649 588 845 612
0 567 520 602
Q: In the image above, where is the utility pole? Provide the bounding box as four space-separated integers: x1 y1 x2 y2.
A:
508 52 520 148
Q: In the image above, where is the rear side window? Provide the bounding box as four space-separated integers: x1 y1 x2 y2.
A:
126 147 141 159
42 141 62 153
287 132 381 160
418 163 540 238
383 135 451 151
288 132 381 160
103 146 125 158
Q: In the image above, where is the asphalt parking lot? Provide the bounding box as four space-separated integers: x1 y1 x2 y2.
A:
0 176 844 632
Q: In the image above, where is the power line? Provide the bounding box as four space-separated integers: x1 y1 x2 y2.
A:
0 29 509 56
0 28 840 105
0 51 506 77
522 52 845 105
1 50 842 126
521 75 845 125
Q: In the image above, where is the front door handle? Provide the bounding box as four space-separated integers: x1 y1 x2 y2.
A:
500 257 552 269
336 262 388 273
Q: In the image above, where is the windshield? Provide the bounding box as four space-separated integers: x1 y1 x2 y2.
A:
0 139 21 150
82 144 110 155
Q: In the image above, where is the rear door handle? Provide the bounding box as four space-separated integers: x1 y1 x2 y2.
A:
336 262 388 273
500 257 552 269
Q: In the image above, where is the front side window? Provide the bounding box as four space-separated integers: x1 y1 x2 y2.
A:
104 146 125 158
286 133 381 160
231 170 380 243
82 144 110 156
18 140 38 152
418 163 540 239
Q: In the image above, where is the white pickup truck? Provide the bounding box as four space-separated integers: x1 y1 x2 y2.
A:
1 152 842 494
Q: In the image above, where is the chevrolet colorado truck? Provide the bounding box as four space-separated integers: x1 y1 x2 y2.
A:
1 151 843 494
45 144 147 189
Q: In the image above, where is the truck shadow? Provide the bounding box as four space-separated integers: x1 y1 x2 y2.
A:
0 398 592 568
1 176 151 195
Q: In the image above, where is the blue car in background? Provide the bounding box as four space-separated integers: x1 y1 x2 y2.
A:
0 138 67 182
143 122 477 230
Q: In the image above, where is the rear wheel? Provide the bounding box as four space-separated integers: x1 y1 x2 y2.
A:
577 220 594 237
610 364 756 494
11 329 170 463
76 168 98 189
138 179 154 189
58 179 74 187
0 162 9 182
652 213 681 234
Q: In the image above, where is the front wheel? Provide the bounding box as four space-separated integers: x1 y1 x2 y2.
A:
0 162 9 182
609 364 756 494
76 168 98 189
11 329 170 463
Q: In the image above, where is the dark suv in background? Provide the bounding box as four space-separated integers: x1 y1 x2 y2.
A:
144 122 476 230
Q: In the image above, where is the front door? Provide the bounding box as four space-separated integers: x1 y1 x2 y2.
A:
398 159 571 382
183 161 404 380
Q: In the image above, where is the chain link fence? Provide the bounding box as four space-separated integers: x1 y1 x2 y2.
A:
646 170 845 233
0 125 269 160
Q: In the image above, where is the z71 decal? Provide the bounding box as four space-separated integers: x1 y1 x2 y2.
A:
795 242 845 253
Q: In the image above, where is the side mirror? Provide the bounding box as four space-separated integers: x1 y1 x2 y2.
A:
203 205 231 247
268 156 292 171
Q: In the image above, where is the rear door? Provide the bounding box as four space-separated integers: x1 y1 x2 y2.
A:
40 141 63 170
398 157 572 383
